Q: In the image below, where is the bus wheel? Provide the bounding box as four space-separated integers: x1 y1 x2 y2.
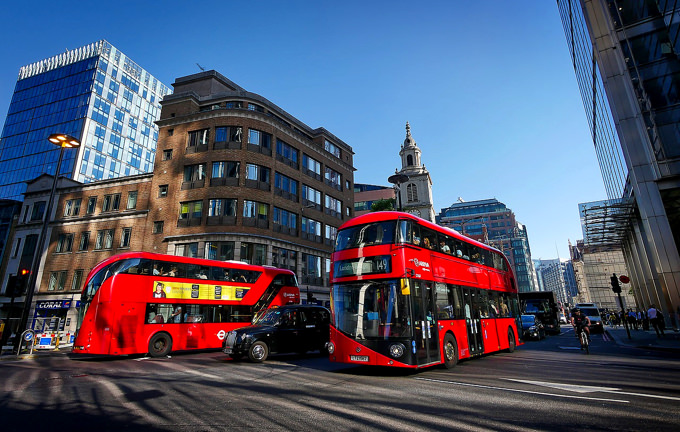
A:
248 341 269 362
507 329 516 353
148 333 172 357
443 334 458 369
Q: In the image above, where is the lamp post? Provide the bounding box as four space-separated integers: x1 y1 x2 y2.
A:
14 133 80 353
387 171 409 211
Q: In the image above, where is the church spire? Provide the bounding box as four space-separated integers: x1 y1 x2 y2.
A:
403 121 417 149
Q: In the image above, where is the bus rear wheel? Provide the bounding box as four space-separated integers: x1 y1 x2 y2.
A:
443 334 458 369
149 333 172 357
506 329 516 353
248 341 269 362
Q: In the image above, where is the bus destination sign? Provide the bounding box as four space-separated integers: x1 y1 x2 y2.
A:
334 256 391 278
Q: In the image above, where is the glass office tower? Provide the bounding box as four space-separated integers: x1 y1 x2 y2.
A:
558 1 680 320
0 40 171 200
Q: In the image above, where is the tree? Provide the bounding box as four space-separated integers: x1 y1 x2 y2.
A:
371 198 395 212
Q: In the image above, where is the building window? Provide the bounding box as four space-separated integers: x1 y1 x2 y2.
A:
215 126 243 143
48 271 68 291
162 149 173 160
208 198 237 216
243 200 269 220
175 242 198 258
274 173 298 197
179 200 203 219
184 164 206 182
240 242 266 265
276 139 298 166
120 227 132 248
79 232 90 251
325 140 341 158
56 233 74 253
301 216 322 237
72 270 84 291
324 167 342 189
302 154 321 176
86 197 97 214
406 184 418 202
12 238 21 258
102 194 121 212
95 229 114 250
205 241 235 261
302 253 322 279
302 185 322 206
247 103 265 112
127 191 138 210
188 128 210 147
64 199 82 217
325 225 338 242
248 129 272 150
272 247 297 271
30 201 46 221
273 207 297 229
153 221 164 234
246 164 270 183
159 185 168 198
212 161 239 179
325 195 342 215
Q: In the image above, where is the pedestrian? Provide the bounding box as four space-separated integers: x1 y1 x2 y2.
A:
627 309 638 330
647 304 665 337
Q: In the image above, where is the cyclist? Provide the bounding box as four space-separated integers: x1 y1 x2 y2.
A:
571 308 591 343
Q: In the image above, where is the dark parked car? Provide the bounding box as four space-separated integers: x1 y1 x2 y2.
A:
223 305 330 362
521 314 546 340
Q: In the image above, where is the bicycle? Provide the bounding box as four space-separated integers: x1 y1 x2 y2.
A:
576 325 589 354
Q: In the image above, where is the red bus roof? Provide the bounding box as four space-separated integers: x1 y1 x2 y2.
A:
340 211 502 254
86 251 295 279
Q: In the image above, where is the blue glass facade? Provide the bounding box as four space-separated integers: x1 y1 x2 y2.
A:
0 40 170 201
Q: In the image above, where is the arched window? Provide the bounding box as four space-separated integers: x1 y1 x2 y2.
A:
406 184 418 202
406 155 414 166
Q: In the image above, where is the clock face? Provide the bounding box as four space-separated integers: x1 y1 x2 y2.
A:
407 209 421 217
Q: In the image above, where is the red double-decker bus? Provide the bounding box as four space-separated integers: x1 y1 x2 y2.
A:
73 252 299 357
328 212 522 369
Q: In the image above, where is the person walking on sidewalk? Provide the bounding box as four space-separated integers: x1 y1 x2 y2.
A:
648 304 665 337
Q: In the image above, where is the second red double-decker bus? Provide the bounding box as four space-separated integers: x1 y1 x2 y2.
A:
328 211 522 369
73 252 299 357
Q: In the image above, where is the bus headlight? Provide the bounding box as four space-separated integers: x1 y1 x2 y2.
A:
327 342 335 354
389 343 405 358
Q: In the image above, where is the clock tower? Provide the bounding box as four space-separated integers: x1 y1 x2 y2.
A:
396 122 435 222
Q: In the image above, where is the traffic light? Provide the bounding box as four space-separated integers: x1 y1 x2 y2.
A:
11 269 30 296
610 273 621 294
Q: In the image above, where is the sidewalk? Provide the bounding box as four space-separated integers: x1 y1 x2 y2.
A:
0 344 73 361
605 325 680 354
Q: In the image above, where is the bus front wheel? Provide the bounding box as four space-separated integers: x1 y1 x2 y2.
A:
443 334 458 369
248 341 269 362
148 333 172 357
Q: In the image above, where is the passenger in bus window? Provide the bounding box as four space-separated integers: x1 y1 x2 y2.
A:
423 237 432 249
439 240 450 254
170 306 182 323
167 266 178 277
153 264 161 275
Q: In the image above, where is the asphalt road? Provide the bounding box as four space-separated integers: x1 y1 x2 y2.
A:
1 329 678 432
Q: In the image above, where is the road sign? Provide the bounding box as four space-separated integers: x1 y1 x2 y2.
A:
619 275 630 284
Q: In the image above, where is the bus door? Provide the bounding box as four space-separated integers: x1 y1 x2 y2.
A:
462 288 484 356
412 280 439 366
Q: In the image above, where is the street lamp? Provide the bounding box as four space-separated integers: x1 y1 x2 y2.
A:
14 133 80 353
387 171 409 211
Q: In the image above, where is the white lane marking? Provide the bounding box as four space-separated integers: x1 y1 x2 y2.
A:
508 379 680 402
415 377 629 403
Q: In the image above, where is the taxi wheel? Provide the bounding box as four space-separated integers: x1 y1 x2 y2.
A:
248 341 269 362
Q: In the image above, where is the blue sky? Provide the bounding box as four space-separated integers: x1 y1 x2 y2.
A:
0 1 606 260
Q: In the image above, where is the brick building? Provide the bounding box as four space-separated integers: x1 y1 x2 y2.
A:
3 70 354 338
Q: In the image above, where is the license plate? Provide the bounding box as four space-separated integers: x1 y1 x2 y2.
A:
350 355 369 362
223 348 233 354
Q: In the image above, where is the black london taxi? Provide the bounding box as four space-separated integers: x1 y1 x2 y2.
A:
223 304 330 362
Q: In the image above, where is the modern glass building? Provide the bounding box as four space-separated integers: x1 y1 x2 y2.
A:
558 1 680 322
437 198 538 292
0 40 171 201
